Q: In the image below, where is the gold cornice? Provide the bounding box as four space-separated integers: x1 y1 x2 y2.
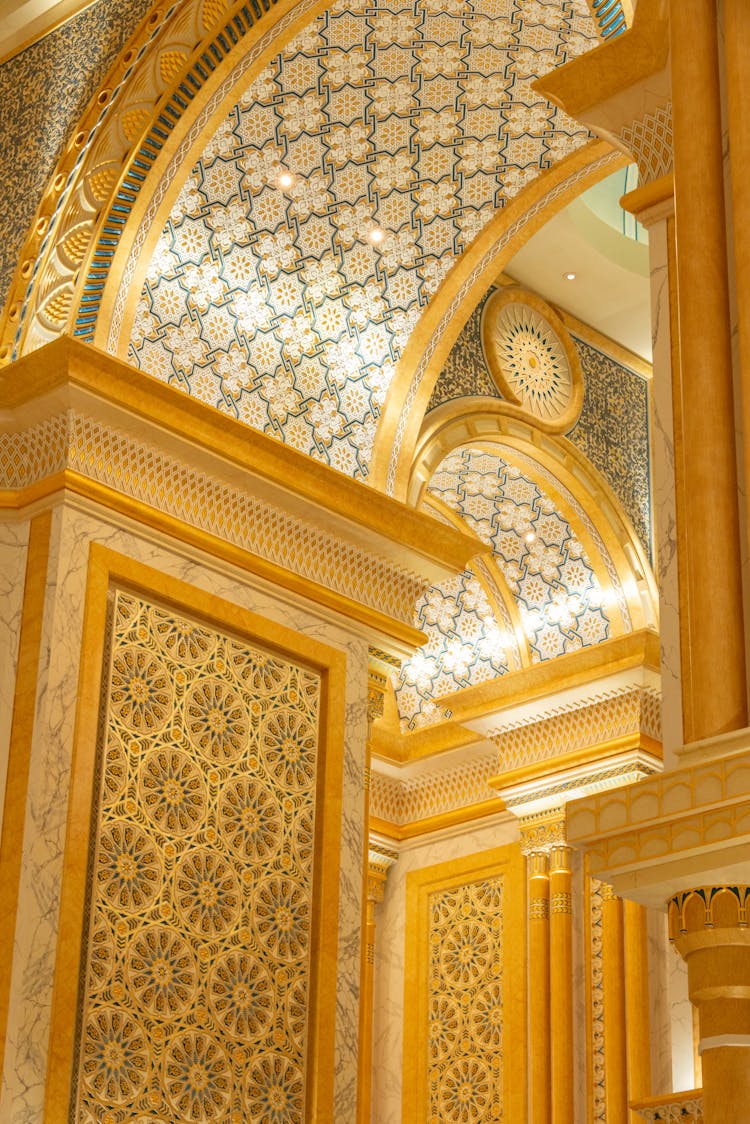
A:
369 797 506 842
488 732 663 794
621 172 675 227
422 630 660 734
533 0 669 123
6 472 428 652
0 338 483 581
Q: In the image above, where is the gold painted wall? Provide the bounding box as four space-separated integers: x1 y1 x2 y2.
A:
402 844 526 1122
70 588 321 1121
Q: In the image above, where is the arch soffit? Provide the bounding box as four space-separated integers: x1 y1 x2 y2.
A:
411 408 657 635
4 0 623 468
1 0 333 362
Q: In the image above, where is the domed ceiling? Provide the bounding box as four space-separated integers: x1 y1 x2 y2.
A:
395 443 632 729
126 0 605 479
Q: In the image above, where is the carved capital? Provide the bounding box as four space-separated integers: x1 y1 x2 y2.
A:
367 839 398 903
519 807 567 856
668 885 750 950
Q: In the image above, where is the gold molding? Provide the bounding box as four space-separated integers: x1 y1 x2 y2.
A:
370 139 626 498
369 798 505 843
42 543 348 1122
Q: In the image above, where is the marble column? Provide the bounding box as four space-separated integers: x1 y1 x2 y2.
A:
527 850 551 1124
601 884 628 1124
624 900 652 1119
549 845 574 1124
669 887 750 1124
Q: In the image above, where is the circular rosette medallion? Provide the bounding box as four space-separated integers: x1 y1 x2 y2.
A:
208 949 274 1042
138 748 207 836
218 776 283 864
150 606 216 665
110 646 173 734
97 821 162 914
245 1052 304 1123
126 924 198 1019
82 1007 149 1106
438 1056 492 1124
480 288 583 432
174 848 241 938
469 980 503 1049
429 994 461 1063
228 642 290 697
253 875 310 963
260 709 317 792
184 677 249 764
164 1030 231 1121
439 921 492 991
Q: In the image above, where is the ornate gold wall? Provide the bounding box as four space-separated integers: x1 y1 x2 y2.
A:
71 588 322 1120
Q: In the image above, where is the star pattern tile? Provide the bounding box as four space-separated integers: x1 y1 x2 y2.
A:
394 445 612 728
129 0 599 477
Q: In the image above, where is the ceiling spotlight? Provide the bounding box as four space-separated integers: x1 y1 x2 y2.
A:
563 271 577 281
524 531 537 544
278 170 295 189
368 226 386 245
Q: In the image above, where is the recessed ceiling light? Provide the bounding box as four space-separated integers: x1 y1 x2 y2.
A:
278 170 294 189
563 271 577 281
368 226 386 245
524 531 537 544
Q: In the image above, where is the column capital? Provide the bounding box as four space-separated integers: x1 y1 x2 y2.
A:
367 838 398 904
668 885 750 953
519 806 566 856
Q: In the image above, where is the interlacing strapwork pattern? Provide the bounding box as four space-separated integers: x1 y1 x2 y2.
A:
428 878 504 1123
589 877 605 1122
72 591 320 1123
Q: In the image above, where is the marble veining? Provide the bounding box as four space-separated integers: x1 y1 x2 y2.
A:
371 816 519 1124
0 519 29 838
0 502 368 1122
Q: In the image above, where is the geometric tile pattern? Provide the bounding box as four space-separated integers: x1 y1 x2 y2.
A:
427 305 652 559
71 590 320 1123
370 748 498 824
428 448 611 659
568 336 652 558
428 877 504 1122
619 101 672 186
394 568 511 730
0 0 152 315
129 0 599 477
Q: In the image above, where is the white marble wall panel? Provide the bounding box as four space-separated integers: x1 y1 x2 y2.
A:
648 219 683 762
371 815 519 1124
0 518 29 838
668 940 696 1092
0 500 368 1123
647 907 674 1095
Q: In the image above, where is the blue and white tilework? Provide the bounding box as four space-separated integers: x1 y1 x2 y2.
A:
395 445 611 728
129 0 600 477
568 335 652 559
0 0 152 314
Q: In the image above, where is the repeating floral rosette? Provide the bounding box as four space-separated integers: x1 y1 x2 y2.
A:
428 878 504 1123
73 591 320 1122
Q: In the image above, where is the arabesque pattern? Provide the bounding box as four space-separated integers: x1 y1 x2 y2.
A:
72 591 320 1122
428 448 611 658
428 877 504 1122
129 0 598 476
